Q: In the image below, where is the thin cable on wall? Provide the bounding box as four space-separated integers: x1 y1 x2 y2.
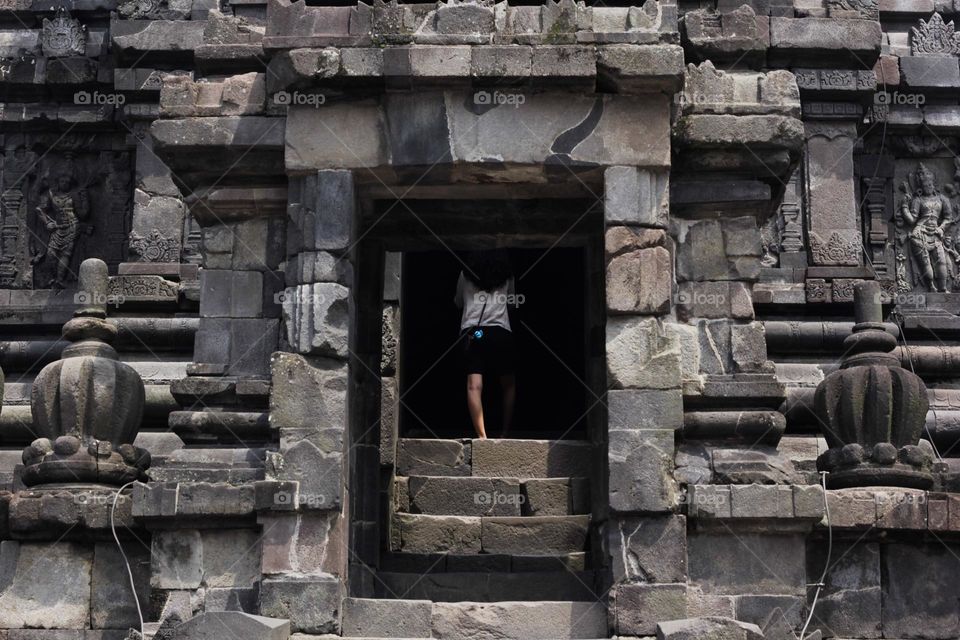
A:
799 470 832 640
112 480 146 638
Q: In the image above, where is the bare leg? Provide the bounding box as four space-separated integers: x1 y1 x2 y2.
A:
467 373 486 439
500 373 515 437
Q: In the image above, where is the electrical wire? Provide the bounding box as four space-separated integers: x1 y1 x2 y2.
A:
799 471 832 640
112 480 146 638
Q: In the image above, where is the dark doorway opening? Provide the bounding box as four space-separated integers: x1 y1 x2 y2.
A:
399 247 587 440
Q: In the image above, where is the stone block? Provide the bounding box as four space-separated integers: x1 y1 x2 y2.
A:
729 484 793 518
395 514 482 553
204 587 259 613
606 246 672 315
609 515 688 583
407 477 521 517
481 515 589 555
270 353 348 432
730 322 771 372
609 429 678 513
605 166 670 227
151 530 203 589
259 575 342 635
676 217 762 282
606 225 668 255
521 478 588 516
0 542 92 629
200 270 264 318
397 438 471 476
882 542 960 639
606 317 682 389
342 598 432 638
608 389 683 431
170 611 290 639
431 601 607 640
688 532 805 595
471 45 532 78
90 542 151 629
281 282 350 358
900 55 960 90
616 583 687 635
805 541 881 638
276 441 343 509
712 447 797 484
297 170 353 250
260 512 342 575
656 616 764 640
768 17 881 60
531 45 596 77
284 251 351 286
471 439 591 478
200 529 261 588
677 282 754 320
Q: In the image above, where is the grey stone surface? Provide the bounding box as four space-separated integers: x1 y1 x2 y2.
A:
471 439 591 478
882 543 960 639
656 616 764 640
609 429 678 513
609 514 687 583
605 166 670 227
606 245 672 315
270 353 347 431
171 612 290 639
151 530 203 590
281 282 350 358
91 542 151 629
395 514 482 554
0 542 93 629
431 601 607 639
616 583 688 635
608 389 683 431
342 598 432 638
481 515 590 555
406 476 521 517
688 532 806 596
259 575 342 635
606 317 682 390
521 478 589 516
397 439 471 476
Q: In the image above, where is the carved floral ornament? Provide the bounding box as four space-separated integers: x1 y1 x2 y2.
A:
912 12 960 56
40 7 86 58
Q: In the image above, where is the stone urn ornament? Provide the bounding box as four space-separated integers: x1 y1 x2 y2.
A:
814 281 933 489
22 259 150 486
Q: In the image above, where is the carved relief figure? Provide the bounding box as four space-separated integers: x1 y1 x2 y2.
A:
40 7 86 58
0 147 37 288
897 164 955 292
31 172 90 289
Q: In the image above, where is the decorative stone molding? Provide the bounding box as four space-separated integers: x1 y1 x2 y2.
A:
911 13 960 57
23 259 151 486
40 7 86 58
128 228 181 262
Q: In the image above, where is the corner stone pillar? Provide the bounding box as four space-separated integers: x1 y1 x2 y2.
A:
603 166 687 636
256 169 355 635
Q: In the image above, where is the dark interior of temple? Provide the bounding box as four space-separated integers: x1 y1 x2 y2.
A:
399 247 588 439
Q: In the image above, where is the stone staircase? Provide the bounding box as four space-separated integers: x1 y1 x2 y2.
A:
343 437 607 639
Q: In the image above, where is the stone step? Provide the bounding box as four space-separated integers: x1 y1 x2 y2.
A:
381 551 590 573
392 514 590 555
342 597 433 638
432 601 608 639
373 571 599 602
398 475 590 517
396 438 592 478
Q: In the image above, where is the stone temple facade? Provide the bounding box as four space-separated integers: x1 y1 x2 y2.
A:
3 0 960 638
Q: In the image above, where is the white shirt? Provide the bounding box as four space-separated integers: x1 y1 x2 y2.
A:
454 272 514 332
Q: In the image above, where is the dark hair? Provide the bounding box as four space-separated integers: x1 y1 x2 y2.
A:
462 249 512 292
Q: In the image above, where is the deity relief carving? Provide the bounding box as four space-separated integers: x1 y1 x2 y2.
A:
896 163 959 293
41 7 86 58
31 172 91 289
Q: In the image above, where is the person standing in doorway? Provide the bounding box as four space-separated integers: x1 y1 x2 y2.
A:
454 249 517 439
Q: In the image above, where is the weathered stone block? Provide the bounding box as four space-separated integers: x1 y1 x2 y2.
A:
677 282 754 320
151 530 203 590
91 542 151 629
882 543 960 639
606 317 682 390
609 514 687 583
342 597 432 638
170 611 290 639
0 542 92 629
471 439 591 478
609 429 678 513
200 270 264 318
259 574 342 635
431 601 607 639
407 477 521 517
397 438 471 476
481 515 589 555
688 532 805 595
270 353 347 431
676 217 762 282
521 478 588 516
605 166 670 227
395 514 482 553
606 246 672 315
900 55 960 89
260 512 342 575
200 529 261 588
805 541 880 638
281 282 350 358
608 389 683 431
656 616 764 640
616 583 687 635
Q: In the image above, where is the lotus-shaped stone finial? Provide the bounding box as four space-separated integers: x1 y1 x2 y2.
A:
22 259 150 486
814 281 932 489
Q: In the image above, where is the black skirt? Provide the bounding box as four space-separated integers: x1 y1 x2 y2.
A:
461 325 516 376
